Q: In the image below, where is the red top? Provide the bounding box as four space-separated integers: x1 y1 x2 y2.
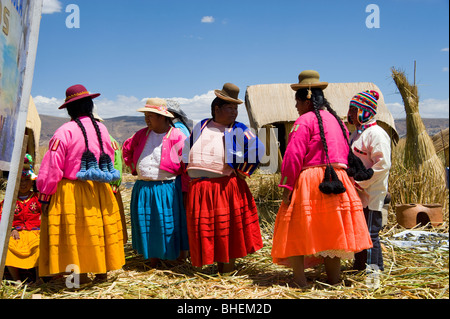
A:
0 192 42 231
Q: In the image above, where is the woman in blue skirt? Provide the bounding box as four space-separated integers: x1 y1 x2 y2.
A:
123 98 189 266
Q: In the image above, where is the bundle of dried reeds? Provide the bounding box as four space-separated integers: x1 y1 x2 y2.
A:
432 128 449 167
391 67 446 183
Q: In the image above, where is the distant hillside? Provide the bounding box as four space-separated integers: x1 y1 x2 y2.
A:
394 118 449 139
39 115 146 146
39 115 449 147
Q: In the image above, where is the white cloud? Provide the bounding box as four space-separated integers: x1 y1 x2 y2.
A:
443 67 449 72
386 102 406 119
201 16 215 23
33 91 250 124
42 0 63 14
418 98 449 118
386 98 449 119
33 96 66 116
441 48 449 52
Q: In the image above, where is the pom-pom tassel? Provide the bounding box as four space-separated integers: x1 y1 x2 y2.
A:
99 153 121 182
347 151 374 181
319 165 346 195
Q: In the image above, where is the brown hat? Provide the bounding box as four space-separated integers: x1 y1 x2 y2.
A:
214 83 243 104
290 70 328 91
137 98 174 118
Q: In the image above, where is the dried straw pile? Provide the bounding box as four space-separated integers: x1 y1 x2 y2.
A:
1 171 448 300
391 67 446 183
432 128 449 167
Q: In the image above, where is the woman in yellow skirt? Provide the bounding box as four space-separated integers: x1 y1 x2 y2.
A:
271 71 373 287
37 85 125 284
0 154 41 282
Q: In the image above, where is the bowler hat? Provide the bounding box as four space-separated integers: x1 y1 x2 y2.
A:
214 83 243 104
290 70 328 91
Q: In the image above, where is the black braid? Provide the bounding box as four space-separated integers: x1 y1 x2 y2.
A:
74 118 89 150
88 114 105 154
74 117 99 177
296 88 346 194
324 105 374 181
67 97 119 183
313 107 331 165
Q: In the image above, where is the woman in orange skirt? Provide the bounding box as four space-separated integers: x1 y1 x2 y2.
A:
271 71 373 287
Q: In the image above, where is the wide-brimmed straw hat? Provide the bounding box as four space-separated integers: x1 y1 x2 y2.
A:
137 98 174 118
167 99 188 120
59 84 101 109
290 70 328 91
214 83 243 104
92 104 104 122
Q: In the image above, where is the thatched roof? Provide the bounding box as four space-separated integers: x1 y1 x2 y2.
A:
245 82 399 143
432 128 449 166
25 96 41 161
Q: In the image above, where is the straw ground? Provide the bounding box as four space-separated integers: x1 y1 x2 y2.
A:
0 141 448 299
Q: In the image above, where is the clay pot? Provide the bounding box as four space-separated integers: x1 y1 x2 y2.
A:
395 203 444 228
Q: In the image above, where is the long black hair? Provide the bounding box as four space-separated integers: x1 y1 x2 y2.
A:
67 97 106 154
295 88 373 195
295 88 346 194
66 97 120 182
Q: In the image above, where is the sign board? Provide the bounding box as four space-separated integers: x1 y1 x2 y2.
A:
0 0 43 280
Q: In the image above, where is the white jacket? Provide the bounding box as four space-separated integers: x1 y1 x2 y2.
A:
349 120 391 211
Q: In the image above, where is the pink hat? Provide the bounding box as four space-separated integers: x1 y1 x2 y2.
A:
59 84 101 109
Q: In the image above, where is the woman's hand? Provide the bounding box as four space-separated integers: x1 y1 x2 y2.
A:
282 188 292 205
11 229 20 240
236 171 248 180
41 203 49 217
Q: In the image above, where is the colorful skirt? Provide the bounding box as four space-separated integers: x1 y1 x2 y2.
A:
130 177 189 260
6 230 40 269
39 179 125 276
271 166 373 268
186 175 263 267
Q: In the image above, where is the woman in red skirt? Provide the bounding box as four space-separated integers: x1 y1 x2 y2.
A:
183 83 265 273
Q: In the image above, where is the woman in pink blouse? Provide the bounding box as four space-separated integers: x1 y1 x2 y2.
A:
37 85 125 284
122 98 189 267
271 71 372 287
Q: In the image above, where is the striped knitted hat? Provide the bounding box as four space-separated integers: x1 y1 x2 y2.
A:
349 90 379 124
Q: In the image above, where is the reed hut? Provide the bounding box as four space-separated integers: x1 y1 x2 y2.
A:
0 97 40 177
245 82 399 173
432 128 449 168
25 96 41 162
391 68 445 182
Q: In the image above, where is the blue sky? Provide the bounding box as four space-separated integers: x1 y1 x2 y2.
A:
31 0 449 123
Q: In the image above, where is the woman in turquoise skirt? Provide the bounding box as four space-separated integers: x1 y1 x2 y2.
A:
123 98 189 266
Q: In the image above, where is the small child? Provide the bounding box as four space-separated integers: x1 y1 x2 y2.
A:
0 154 41 283
347 90 392 272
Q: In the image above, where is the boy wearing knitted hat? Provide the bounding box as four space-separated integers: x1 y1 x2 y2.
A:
347 90 391 272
